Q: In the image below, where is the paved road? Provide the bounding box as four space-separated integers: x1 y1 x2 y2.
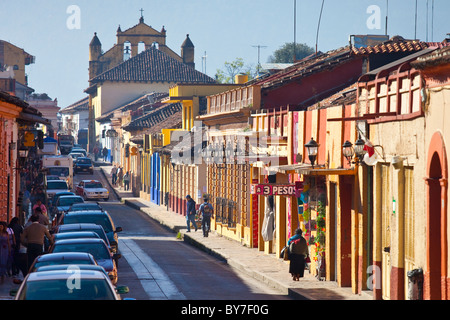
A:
75 168 290 300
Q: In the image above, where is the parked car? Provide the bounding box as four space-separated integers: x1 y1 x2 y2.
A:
45 180 70 202
34 264 109 277
67 202 104 212
58 211 122 253
68 152 84 165
74 157 94 174
55 223 112 252
70 147 87 156
27 252 98 274
11 269 129 300
52 231 101 243
53 195 84 224
75 180 109 201
49 191 75 221
49 238 121 284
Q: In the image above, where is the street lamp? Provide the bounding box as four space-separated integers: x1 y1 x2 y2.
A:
342 140 354 165
342 135 367 165
354 136 366 159
305 137 318 167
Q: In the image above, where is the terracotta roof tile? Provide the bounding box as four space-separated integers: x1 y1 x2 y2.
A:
90 46 215 84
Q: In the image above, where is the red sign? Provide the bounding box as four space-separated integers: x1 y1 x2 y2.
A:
250 184 296 196
251 179 259 248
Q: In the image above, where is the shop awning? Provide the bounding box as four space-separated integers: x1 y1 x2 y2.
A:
18 111 52 126
267 163 356 175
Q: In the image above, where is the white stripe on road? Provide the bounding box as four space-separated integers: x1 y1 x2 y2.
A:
119 238 186 300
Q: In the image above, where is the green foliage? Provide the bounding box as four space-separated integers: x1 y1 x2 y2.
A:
215 58 256 84
267 42 315 63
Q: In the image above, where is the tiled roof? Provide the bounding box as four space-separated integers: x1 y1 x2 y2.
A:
60 96 89 114
351 36 428 55
123 102 182 131
256 46 352 89
90 46 215 84
95 92 168 122
129 110 183 144
411 46 450 69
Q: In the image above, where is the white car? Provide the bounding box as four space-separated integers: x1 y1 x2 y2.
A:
76 180 109 201
46 180 70 201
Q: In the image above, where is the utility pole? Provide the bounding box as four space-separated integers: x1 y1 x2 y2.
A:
385 0 389 36
252 45 267 76
294 0 297 61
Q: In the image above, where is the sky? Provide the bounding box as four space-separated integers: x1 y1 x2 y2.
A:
1 0 449 109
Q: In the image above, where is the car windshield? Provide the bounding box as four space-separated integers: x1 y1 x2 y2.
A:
58 197 83 206
77 159 91 164
63 215 113 233
18 278 115 300
47 181 68 190
48 167 69 177
52 242 111 260
85 182 103 189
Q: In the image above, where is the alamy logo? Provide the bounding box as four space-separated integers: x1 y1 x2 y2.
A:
66 5 81 30
366 5 381 30
66 265 81 291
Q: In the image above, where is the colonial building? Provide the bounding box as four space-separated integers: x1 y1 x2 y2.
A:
59 96 89 139
85 14 207 152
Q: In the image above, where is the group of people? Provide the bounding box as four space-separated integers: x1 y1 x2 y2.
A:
110 165 130 191
92 145 109 162
185 194 214 237
0 198 54 282
186 194 309 280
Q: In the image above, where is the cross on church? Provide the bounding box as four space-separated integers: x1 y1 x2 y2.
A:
139 8 144 23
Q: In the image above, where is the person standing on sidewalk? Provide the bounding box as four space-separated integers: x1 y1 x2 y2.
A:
110 165 118 186
199 196 214 237
0 222 11 282
287 228 308 281
102 147 108 162
185 195 197 232
123 171 130 191
117 166 124 189
21 215 54 275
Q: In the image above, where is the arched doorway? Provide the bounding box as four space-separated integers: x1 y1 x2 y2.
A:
425 131 448 300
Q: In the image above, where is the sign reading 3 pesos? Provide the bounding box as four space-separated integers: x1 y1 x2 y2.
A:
251 184 296 196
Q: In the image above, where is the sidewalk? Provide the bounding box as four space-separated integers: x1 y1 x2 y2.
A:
100 164 373 301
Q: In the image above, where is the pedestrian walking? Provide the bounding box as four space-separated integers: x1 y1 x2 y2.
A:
287 228 309 281
185 195 197 232
0 221 11 282
21 215 54 275
8 218 23 277
102 146 108 162
32 199 48 217
117 166 124 189
199 195 214 237
93 144 99 161
123 171 130 191
110 165 118 186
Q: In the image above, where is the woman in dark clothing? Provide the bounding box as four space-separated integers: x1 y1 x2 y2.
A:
288 228 309 281
8 218 23 277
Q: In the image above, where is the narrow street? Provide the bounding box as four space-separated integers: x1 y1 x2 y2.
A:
75 167 290 300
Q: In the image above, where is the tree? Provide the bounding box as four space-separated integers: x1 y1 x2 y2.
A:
215 58 256 84
267 42 315 64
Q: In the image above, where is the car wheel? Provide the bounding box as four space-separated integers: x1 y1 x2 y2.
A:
83 193 88 201
104 197 109 201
